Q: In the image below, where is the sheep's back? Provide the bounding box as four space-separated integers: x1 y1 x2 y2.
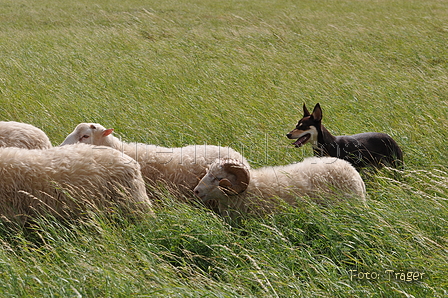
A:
249 166 308 202
0 144 152 222
292 157 366 200
248 157 365 202
122 143 247 191
0 121 52 149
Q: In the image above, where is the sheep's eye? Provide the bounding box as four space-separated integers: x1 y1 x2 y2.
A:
79 135 90 142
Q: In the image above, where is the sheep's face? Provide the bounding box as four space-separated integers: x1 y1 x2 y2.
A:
60 123 114 146
194 169 236 202
194 158 250 203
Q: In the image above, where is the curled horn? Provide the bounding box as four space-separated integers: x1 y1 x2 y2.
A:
221 160 250 195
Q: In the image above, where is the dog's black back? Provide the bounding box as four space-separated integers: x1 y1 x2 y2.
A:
287 103 403 168
317 132 403 168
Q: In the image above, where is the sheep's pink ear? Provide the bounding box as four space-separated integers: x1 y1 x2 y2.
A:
219 178 232 188
102 128 114 137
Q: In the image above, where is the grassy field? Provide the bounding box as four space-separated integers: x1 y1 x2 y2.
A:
0 0 447 296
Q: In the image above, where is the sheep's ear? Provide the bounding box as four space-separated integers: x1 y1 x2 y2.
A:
219 178 240 196
102 128 114 137
311 103 322 121
219 178 232 188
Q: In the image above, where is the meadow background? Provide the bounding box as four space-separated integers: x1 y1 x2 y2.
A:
0 0 447 296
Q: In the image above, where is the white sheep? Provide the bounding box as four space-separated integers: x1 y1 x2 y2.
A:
0 143 153 223
0 121 52 149
60 123 249 194
193 157 366 219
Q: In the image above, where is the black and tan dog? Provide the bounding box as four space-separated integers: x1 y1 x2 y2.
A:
286 103 403 169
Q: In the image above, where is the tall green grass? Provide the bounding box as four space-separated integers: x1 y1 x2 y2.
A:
0 0 447 296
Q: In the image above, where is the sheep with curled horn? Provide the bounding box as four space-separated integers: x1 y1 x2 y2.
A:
194 157 366 220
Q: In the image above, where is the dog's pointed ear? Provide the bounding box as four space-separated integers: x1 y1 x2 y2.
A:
311 103 322 121
303 103 311 117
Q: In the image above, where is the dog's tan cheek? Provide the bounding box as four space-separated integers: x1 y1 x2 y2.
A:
289 129 303 138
